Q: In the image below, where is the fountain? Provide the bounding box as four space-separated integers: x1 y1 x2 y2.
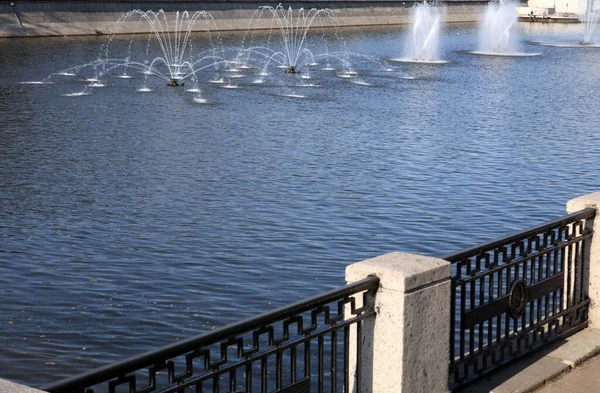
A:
470 1 541 56
390 2 449 64
530 0 600 48
38 9 231 99
579 0 599 44
123 9 209 85
235 5 356 76
24 6 389 100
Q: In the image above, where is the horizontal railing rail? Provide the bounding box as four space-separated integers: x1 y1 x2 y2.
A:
443 207 596 390
40 276 380 393
441 208 597 263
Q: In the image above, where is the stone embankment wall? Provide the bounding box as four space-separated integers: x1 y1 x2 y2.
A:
0 1 489 38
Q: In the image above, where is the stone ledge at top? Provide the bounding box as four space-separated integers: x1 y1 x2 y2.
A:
567 192 600 212
346 251 450 293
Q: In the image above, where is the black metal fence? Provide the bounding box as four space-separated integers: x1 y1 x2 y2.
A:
37 207 598 393
40 276 379 393
443 208 596 390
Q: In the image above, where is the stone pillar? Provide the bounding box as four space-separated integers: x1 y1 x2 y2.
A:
567 192 600 326
345 252 451 393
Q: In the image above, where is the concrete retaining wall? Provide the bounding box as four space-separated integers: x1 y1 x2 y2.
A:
0 1 489 38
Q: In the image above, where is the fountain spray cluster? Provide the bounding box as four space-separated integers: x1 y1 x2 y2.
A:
26 1 599 100
40 5 365 97
99 9 223 87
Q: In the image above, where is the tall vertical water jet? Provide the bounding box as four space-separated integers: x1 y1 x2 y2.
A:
390 2 448 64
471 1 540 56
579 0 599 44
479 1 518 53
531 0 600 47
408 2 441 61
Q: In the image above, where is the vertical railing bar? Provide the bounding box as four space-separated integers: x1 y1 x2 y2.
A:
581 220 590 302
488 272 493 351
535 248 549 318
520 262 527 347
343 325 349 393
331 329 337 393
276 350 282 391
567 230 573 310
450 278 456 363
469 265 476 356
245 361 252 393
544 249 551 321
504 264 511 341
478 275 484 352
579 230 585 304
290 345 297 384
530 254 536 325
230 368 236 393
579 221 586 304
469 322 475 357
552 229 560 319
356 321 363 393
574 235 581 307
460 281 466 361
514 262 520 334
496 264 503 344
305 339 311 378
261 357 267 393
318 335 324 393
560 226 567 313
213 374 220 393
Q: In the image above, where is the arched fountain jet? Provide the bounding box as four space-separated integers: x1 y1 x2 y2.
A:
234 4 365 80
48 9 231 92
238 5 344 74
131 10 214 85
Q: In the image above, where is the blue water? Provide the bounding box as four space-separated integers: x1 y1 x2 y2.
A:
1 21 599 387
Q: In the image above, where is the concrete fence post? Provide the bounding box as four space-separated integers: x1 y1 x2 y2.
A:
567 192 600 326
345 252 452 393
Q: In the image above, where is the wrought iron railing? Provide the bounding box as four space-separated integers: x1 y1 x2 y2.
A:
40 276 379 393
443 208 596 390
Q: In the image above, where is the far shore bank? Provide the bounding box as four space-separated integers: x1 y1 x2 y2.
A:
0 1 493 38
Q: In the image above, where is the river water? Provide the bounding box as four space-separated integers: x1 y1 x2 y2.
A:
0 21 599 387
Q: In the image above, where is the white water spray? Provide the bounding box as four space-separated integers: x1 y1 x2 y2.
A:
406 2 442 61
478 1 519 53
579 0 600 44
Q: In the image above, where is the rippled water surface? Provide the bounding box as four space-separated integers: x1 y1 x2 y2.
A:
1 21 600 387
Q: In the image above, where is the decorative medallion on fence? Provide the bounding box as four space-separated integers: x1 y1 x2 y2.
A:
443 208 596 390
508 280 528 319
